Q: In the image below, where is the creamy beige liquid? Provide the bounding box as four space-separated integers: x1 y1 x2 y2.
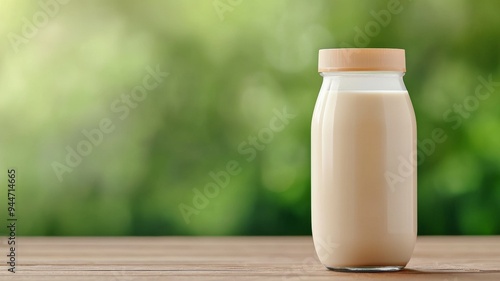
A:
311 90 417 268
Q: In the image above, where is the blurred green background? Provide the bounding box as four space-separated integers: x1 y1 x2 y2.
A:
1 0 499 236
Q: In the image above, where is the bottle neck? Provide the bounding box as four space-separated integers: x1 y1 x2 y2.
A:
319 71 407 92
320 71 405 77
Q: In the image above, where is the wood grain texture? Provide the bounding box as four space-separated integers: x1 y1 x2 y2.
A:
0 236 499 280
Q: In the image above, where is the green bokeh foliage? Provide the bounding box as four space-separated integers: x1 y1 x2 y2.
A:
0 0 499 235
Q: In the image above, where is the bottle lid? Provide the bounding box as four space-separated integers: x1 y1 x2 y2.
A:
318 48 405 72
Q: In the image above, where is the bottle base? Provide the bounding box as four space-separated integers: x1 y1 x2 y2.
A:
326 265 404 273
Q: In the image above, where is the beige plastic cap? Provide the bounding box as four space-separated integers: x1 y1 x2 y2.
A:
318 48 405 72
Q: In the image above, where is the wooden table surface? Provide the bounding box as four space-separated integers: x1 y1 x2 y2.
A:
0 236 499 280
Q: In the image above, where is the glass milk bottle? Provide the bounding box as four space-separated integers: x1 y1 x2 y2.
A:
311 48 417 272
